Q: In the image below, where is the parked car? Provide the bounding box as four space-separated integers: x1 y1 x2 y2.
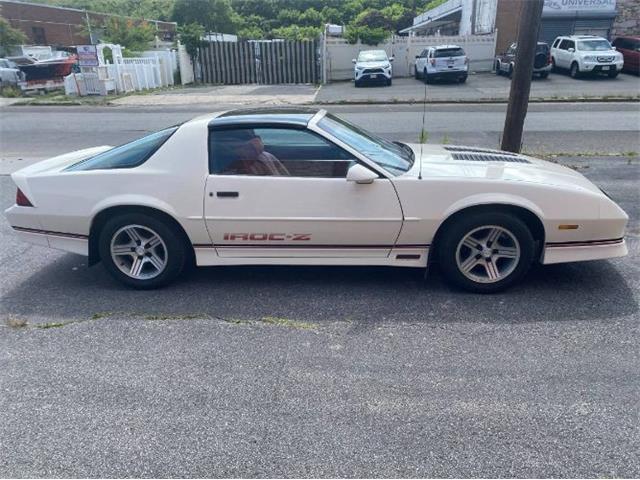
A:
415 45 468 83
495 42 552 78
353 50 393 87
550 35 623 78
0 58 25 87
612 36 640 75
5 108 629 293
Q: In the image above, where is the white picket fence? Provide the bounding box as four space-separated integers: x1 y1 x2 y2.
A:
65 46 188 96
324 33 497 81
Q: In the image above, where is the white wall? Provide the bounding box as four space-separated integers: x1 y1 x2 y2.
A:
324 33 497 81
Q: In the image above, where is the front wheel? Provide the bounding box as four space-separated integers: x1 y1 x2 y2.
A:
436 212 535 293
423 69 431 84
608 70 619 78
570 62 580 78
458 75 467 83
414 66 419 79
98 213 186 289
386 77 392 86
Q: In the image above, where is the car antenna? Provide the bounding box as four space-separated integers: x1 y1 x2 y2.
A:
418 73 427 180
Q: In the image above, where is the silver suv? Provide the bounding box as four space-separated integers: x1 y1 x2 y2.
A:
550 35 623 78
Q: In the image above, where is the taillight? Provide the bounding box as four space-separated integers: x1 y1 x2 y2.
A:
16 188 33 207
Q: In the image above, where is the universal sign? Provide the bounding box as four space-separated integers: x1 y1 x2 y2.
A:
543 0 616 12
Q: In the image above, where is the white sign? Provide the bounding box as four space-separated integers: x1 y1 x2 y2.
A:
543 0 616 13
77 45 98 67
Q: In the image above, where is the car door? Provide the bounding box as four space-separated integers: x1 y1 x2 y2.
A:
204 125 403 258
556 39 569 68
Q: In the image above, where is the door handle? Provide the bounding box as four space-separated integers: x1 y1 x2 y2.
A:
216 191 239 198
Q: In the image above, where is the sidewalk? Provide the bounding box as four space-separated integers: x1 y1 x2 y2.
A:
315 71 640 104
112 84 318 107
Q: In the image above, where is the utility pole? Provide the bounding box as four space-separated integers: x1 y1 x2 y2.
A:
501 0 544 153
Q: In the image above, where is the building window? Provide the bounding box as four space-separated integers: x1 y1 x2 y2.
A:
32 27 46 44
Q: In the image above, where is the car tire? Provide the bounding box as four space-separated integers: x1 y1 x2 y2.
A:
607 70 618 78
423 69 431 84
98 212 186 289
495 60 501 75
387 78 392 86
539 71 549 79
508 64 514 79
459 75 467 83
551 57 557 72
414 66 419 79
436 212 535 293
570 62 580 78
354 79 361 88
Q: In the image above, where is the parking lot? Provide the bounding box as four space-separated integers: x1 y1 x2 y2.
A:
315 71 640 104
1 138 639 475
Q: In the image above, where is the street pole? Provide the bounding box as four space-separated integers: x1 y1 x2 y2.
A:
501 0 544 153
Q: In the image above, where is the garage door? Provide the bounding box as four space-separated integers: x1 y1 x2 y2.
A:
539 19 573 45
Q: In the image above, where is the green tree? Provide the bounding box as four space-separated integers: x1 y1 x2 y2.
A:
177 22 204 61
172 0 237 34
344 25 388 45
101 17 155 53
271 25 320 40
0 16 27 54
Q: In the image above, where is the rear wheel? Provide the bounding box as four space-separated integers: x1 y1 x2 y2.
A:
495 60 501 75
98 213 186 289
436 212 535 293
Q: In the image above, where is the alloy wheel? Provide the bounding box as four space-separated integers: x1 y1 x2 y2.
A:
455 225 521 284
110 224 168 280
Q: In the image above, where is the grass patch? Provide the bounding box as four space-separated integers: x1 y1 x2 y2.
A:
35 322 67 329
260 316 317 330
142 313 205 321
0 86 22 98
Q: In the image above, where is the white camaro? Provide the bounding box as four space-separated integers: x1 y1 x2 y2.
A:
5 108 628 292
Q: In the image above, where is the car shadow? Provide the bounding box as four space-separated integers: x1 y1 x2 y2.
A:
1 251 637 327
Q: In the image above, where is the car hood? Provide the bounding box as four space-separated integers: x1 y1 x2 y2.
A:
401 143 602 194
355 60 390 68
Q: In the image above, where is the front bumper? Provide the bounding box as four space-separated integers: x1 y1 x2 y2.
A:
580 61 624 73
542 237 627 264
355 71 392 83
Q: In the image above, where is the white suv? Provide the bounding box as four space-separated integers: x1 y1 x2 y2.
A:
550 35 623 78
414 45 468 84
353 50 393 87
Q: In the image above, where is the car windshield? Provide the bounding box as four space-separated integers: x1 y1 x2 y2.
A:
318 113 413 176
577 39 611 51
357 51 387 62
434 48 465 57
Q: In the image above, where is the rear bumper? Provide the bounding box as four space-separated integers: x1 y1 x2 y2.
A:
426 69 467 80
534 64 552 73
542 237 627 264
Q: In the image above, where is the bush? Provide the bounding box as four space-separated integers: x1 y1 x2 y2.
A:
345 25 388 45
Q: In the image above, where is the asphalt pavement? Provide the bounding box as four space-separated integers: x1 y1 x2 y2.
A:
1 153 639 477
1 102 639 174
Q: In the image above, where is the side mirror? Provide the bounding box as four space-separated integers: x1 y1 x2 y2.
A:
352 58 356 64
415 55 420 59
389 56 395 62
568 47 575 53
346 164 377 184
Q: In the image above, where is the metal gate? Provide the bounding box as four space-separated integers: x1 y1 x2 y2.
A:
198 39 319 85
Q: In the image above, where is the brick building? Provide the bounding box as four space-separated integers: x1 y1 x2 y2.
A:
0 0 177 47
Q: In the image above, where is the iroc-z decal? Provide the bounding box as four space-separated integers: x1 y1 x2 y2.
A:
223 233 312 241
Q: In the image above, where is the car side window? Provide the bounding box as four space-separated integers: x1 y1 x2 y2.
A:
209 127 356 178
567 40 575 50
552 39 560 48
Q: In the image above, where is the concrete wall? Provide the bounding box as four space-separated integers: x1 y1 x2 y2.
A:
325 33 497 81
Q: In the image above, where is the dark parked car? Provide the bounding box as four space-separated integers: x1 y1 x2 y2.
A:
612 36 640 75
495 42 552 78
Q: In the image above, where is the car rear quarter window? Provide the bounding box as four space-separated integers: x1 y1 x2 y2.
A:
434 48 465 58
65 126 178 171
